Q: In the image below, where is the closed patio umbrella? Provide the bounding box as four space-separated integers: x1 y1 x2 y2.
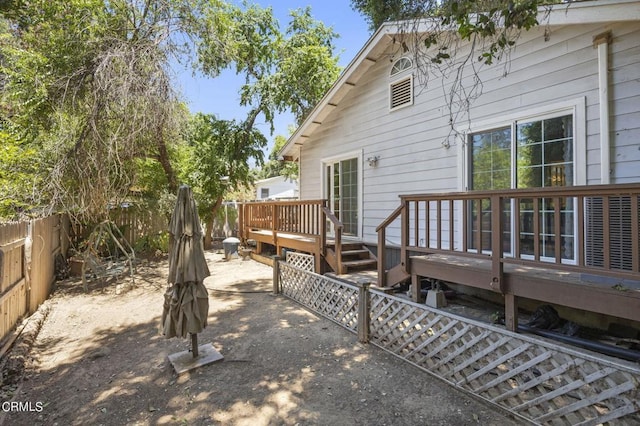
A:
162 185 210 357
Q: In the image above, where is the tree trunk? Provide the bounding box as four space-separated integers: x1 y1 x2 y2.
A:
203 196 223 249
156 138 177 194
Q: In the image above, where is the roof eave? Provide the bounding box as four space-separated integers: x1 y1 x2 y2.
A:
280 0 640 159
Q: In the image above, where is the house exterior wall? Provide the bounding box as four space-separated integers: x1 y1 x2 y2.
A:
298 21 640 246
255 176 298 200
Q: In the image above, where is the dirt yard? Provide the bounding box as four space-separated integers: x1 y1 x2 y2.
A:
0 250 523 425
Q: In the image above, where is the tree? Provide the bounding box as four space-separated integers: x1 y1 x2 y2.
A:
183 4 339 240
183 113 266 247
1 1 340 224
257 134 299 180
0 0 196 221
194 4 341 133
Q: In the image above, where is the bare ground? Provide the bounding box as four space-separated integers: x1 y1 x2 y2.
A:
0 250 523 426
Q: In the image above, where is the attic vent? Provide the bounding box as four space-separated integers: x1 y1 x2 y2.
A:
585 196 638 270
390 76 413 110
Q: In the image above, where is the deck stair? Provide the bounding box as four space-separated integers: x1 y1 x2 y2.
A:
327 242 377 274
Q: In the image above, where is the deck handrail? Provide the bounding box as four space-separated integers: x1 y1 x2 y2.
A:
239 199 346 273
377 183 640 288
376 203 405 286
322 205 343 273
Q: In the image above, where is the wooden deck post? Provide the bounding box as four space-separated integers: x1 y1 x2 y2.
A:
490 195 516 331
272 255 281 295
400 200 408 275
357 281 370 344
411 273 421 303
377 228 386 288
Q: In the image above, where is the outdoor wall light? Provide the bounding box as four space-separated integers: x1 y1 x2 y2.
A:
367 156 380 167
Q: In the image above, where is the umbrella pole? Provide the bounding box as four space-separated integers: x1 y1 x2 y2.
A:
191 333 199 358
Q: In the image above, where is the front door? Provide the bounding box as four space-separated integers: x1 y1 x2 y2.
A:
325 157 359 237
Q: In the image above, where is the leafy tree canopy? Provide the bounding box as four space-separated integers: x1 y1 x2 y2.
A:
257 133 298 181
0 0 340 222
183 113 266 246
351 1 554 64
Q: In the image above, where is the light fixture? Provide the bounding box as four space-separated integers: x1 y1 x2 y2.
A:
367 156 380 167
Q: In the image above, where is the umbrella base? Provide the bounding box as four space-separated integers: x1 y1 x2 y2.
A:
168 343 223 374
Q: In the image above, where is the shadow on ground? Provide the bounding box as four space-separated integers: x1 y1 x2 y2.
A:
2 251 522 426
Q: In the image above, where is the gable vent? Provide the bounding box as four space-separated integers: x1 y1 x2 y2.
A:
390 76 413 110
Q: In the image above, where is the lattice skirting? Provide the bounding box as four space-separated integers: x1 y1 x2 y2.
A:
278 261 640 425
280 261 358 333
285 251 315 272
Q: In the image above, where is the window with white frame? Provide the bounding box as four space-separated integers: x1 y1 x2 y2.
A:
468 112 575 261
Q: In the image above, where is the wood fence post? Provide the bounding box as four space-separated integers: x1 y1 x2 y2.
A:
272 255 281 295
357 280 370 344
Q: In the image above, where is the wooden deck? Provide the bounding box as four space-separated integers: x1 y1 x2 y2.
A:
377 183 640 331
410 253 640 325
246 228 322 272
239 199 377 275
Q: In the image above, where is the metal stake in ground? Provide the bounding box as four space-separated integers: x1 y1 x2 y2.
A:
162 185 223 372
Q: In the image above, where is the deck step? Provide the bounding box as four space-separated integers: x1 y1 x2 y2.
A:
342 249 370 256
325 242 377 274
342 259 377 271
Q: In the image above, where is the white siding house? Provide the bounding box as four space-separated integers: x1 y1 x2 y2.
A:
280 0 640 248
255 176 298 200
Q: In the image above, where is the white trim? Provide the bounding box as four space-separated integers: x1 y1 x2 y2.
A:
320 150 364 239
389 74 414 111
597 41 610 184
460 97 587 186
390 56 413 77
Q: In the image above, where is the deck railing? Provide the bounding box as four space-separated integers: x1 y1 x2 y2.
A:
238 199 344 272
377 183 640 329
378 183 640 285
240 199 326 236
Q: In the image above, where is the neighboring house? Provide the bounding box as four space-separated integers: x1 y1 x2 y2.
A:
281 0 639 245
255 175 299 200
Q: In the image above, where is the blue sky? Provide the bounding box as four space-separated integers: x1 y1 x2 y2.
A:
174 1 371 154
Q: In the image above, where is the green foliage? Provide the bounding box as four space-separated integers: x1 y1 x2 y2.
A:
183 113 266 221
195 4 341 130
0 0 339 224
351 0 554 64
1 0 190 220
134 231 170 255
257 134 298 180
0 128 42 218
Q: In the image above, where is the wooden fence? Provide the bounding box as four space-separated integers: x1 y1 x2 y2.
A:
0 214 69 344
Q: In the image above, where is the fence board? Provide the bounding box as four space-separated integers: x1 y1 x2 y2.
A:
0 221 28 342
29 215 62 312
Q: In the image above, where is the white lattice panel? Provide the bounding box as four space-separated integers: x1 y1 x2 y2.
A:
277 263 640 425
285 251 315 272
369 291 640 425
279 262 358 333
